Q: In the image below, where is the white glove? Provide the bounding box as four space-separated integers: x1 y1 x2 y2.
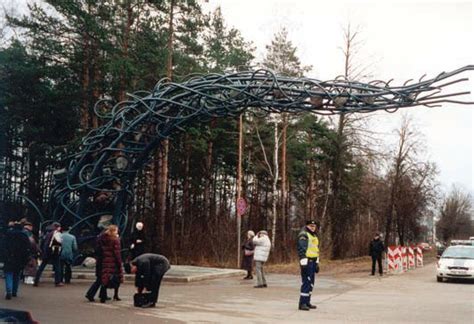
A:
130 244 135 249
136 239 142 243
300 258 308 266
316 257 320 264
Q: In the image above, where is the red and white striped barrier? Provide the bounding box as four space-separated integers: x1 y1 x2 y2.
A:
386 245 424 273
416 246 423 267
408 246 415 269
387 246 402 273
401 246 408 272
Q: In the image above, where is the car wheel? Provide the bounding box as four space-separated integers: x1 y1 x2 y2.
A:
437 276 443 282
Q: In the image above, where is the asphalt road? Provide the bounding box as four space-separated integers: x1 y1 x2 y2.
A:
1 264 473 323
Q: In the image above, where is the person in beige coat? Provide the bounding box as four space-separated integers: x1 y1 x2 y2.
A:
252 230 271 288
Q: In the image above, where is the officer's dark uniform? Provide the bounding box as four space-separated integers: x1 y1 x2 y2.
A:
369 234 385 275
297 220 320 311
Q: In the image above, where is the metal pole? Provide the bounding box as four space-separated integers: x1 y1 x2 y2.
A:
236 114 243 268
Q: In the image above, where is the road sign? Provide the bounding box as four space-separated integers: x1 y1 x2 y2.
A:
237 197 247 216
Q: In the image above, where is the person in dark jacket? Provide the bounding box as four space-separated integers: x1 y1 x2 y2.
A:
131 253 170 308
297 220 320 311
98 225 123 303
34 222 63 286
23 221 40 284
129 222 146 259
241 230 255 279
369 233 385 276
3 222 31 299
85 230 106 302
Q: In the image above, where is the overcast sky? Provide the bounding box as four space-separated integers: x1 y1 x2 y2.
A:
202 0 474 196
4 0 473 196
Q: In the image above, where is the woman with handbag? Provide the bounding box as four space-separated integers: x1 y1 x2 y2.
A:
98 225 123 303
241 230 255 279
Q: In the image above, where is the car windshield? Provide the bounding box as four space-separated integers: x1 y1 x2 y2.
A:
442 247 474 259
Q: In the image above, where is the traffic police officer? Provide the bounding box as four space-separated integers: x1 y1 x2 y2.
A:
297 220 320 311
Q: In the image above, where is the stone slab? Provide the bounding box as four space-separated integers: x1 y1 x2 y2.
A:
41 264 246 283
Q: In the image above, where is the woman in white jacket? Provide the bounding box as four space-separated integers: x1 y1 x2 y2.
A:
252 230 271 288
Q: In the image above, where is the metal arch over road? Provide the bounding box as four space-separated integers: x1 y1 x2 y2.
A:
48 66 474 233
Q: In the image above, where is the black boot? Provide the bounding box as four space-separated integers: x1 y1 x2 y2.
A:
299 304 310 311
307 303 317 309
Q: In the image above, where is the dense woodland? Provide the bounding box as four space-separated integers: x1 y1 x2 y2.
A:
0 0 472 266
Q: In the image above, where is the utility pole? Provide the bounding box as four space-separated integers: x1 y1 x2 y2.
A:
236 114 243 267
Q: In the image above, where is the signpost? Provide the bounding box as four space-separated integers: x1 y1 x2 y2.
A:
237 197 247 217
236 114 244 268
236 196 247 267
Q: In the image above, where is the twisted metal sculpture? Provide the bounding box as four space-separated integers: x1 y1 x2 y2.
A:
48 66 474 234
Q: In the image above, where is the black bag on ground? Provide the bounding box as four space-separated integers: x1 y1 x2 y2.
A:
133 292 152 307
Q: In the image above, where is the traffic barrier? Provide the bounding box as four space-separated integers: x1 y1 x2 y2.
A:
416 246 423 267
386 245 424 274
387 246 402 273
408 246 415 269
401 246 408 272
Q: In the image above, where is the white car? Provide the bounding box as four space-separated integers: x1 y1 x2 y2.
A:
436 245 474 282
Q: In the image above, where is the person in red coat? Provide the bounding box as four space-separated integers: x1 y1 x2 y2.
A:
98 225 123 303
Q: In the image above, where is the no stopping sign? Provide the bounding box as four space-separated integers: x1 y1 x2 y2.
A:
237 197 247 216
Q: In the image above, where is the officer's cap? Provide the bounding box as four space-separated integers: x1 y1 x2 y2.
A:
306 220 319 227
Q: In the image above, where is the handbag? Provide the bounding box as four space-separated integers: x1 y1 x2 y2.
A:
133 292 152 307
244 249 254 256
124 262 131 274
107 273 121 289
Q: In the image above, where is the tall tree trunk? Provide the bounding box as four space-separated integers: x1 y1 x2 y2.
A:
385 128 406 247
118 1 133 102
91 39 100 129
171 177 178 263
154 0 174 251
271 120 278 250
280 114 288 253
81 31 90 130
330 114 345 259
181 134 190 250
236 114 243 267
204 122 215 229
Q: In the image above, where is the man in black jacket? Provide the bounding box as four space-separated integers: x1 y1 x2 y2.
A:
369 233 385 276
131 253 170 308
3 222 30 299
129 222 146 259
85 231 106 302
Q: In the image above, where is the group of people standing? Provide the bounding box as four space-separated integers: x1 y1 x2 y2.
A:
3 219 169 309
34 222 78 287
242 220 321 311
241 230 272 288
5 217 384 311
85 222 170 308
2 219 78 300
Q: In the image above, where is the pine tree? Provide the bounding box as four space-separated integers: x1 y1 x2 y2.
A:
0 41 79 222
261 27 312 253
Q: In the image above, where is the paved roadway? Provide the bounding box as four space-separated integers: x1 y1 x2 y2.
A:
1 264 473 323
